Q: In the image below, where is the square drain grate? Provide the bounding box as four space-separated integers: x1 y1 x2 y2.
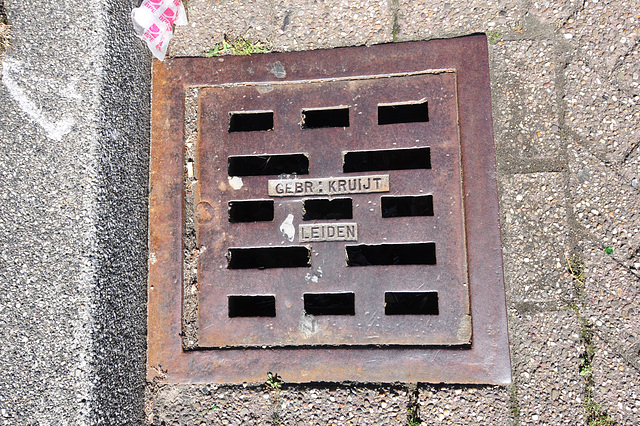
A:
149 35 511 384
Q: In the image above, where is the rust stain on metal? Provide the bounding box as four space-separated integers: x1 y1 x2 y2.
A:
148 35 511 384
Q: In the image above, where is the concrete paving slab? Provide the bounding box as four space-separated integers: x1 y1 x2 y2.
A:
147 384 410 425
396 0 526 41
508 307 585 424
491 40 563 160
169 0 277 57
419 385 511 424
526 0 582 27
591 334 640 424
147 384 274 425
569 142 640 265
271 0 393 50
500 172 573 303
279 386 408 425
580 240 640 371
564 59 640 164
169 0 393 56
562 0 640 79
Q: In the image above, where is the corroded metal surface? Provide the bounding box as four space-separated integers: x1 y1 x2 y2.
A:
196 71 469 349
148 34 511 384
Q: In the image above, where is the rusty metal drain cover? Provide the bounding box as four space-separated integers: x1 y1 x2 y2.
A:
148 35 511 384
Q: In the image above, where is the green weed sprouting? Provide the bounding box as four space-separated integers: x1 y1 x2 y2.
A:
265 371 282 402
488 30 503 44
206 35 271 57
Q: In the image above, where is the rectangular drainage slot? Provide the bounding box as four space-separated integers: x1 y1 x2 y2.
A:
384 292 439 315
346 242 436 266
227 247 311 269
228 295 276 317
228 200 274 223
301 107 350 129
378 100 428 125
303 198 353 220
228 111 274 132
304 292 355 315
381 195 434 218
228 153 309 176
343 147 431 172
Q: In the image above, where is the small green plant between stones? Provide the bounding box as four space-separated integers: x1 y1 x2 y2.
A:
565 251 617 425
585 397 617 426
604 246 613 255
266 372 283 425
407 405 421 426
579 357 594 377
406 384 421 425
265 371 282 402
488 29 503 44
206 35 271 57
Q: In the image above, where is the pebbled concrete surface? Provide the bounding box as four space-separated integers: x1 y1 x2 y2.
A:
0 0 639 424
0 0 149 423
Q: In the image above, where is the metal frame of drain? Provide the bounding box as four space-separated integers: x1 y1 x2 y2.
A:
149 34 511 384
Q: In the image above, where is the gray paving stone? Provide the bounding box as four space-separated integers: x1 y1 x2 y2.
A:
271 0 393 51
562 0 640 78
491 40 564 158
169 0 277 57
569 142 640 263
618 138 640 189
564 52 640 164
491 40 563 160
591 335 640 425
500 172 573 303
169 0 393 56
148 384 274 425
280 386 407 425
419 385 511 424
148 384 408 425
508 308 585 424
526 0 581 27
579 240 640 370
396 0 526 41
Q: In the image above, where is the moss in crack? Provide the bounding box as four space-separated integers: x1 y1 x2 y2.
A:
566 252 618 425
205 34 271 57
390 0 400 42
406 383 421 426
488 29 503 44
508 384 521 425
578 321 617 425
585 397 617 426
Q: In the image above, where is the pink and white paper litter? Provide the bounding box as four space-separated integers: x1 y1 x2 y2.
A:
131 0 187 61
